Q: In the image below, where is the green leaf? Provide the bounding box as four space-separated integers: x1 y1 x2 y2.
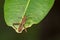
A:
4 0 55 33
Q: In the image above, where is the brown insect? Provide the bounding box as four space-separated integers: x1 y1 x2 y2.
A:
13 16 27 32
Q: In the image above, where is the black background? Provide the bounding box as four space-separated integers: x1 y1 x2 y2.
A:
0 0 60 40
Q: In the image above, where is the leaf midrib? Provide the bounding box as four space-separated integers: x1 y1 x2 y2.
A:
23 0 30 16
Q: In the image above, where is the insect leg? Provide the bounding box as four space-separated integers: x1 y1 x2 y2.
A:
23 26 27 32
13 23 20 29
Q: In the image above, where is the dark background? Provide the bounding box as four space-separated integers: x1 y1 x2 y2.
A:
0 0 60 40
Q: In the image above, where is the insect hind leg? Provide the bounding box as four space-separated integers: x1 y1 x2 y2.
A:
23 25 27 32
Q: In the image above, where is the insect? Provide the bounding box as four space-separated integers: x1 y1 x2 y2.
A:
13 16 27 32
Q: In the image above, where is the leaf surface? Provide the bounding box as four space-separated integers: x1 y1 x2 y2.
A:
4 0 54 33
